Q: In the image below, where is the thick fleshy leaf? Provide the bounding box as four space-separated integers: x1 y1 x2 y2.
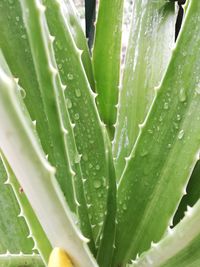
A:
0 0 96 251
0 0 51 155
0 0 79 220
113 0 200 265
1 153 52 264
96 137 117 267
131 200 200 267
93 0 124 137
0 49 52 264
0 53 98 267
173 160 200 226
113 0 175 178
0 51 33 254
63 0 95 89
0 159 33 254
42 0 110 243
0 253 44 267
19 0 84 216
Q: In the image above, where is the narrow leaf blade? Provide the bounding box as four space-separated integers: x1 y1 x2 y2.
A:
63 0 95 89
0 159 33 254
43 0 111 243
114 0 200 264
0 254 44 267
93 0 124 137
0 59 98 267
173 160 200 226
113 1 175 178
132 200 200 267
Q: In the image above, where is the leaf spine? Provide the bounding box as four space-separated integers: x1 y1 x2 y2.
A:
35 0 46 13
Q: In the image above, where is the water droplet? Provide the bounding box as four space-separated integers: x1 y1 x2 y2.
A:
82 154 88 161
89 163 93 169
58 63 62 70
96 164 100 170
122 203 127 211
16 16 20 22
74 113 79 120
164 102 169 110
74 154 81 163
179 88 187 102
99 212 104 218
167 144 172 149
94 180 101 189
87 203 92 208
19 88 26 99
21 34 26 39
176 114 181 121
173 122 179 130
66 98 72 109
75 89 81 97
98 192 102 198
67 73 73 80
178 129 184 140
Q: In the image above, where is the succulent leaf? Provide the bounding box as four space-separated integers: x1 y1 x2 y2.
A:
173 160 200 226
93 0 124 138
42 0 111 243
113 0 176 179
62 0 95 89
0 158 33 254
114 0 200 264
132 200 200 267
0 253 44 267
0 50 97 267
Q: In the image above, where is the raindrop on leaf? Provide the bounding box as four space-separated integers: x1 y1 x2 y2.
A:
67 73 74 80
94 180 101 189
75 89 81 98
179 88 187 102
178 129 184 140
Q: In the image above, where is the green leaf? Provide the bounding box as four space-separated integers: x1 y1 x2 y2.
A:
113 0 200 265
96 137 117 267
20 0 95 251
0 253 44 267
0 0 51 155
63 0 95 90
173 160 200 226
42 0 110 243
93 0 124 137
0 159 33 254
113 0 176 178
132 200 200 267
0 55 98 267
1 153 52 264
19 0 79 214
0 49 51 263
0 0 96 251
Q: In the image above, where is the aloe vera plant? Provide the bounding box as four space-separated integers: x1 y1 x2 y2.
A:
0 0 200 266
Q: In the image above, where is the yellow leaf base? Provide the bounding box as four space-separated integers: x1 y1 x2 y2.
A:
48 247 73 267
